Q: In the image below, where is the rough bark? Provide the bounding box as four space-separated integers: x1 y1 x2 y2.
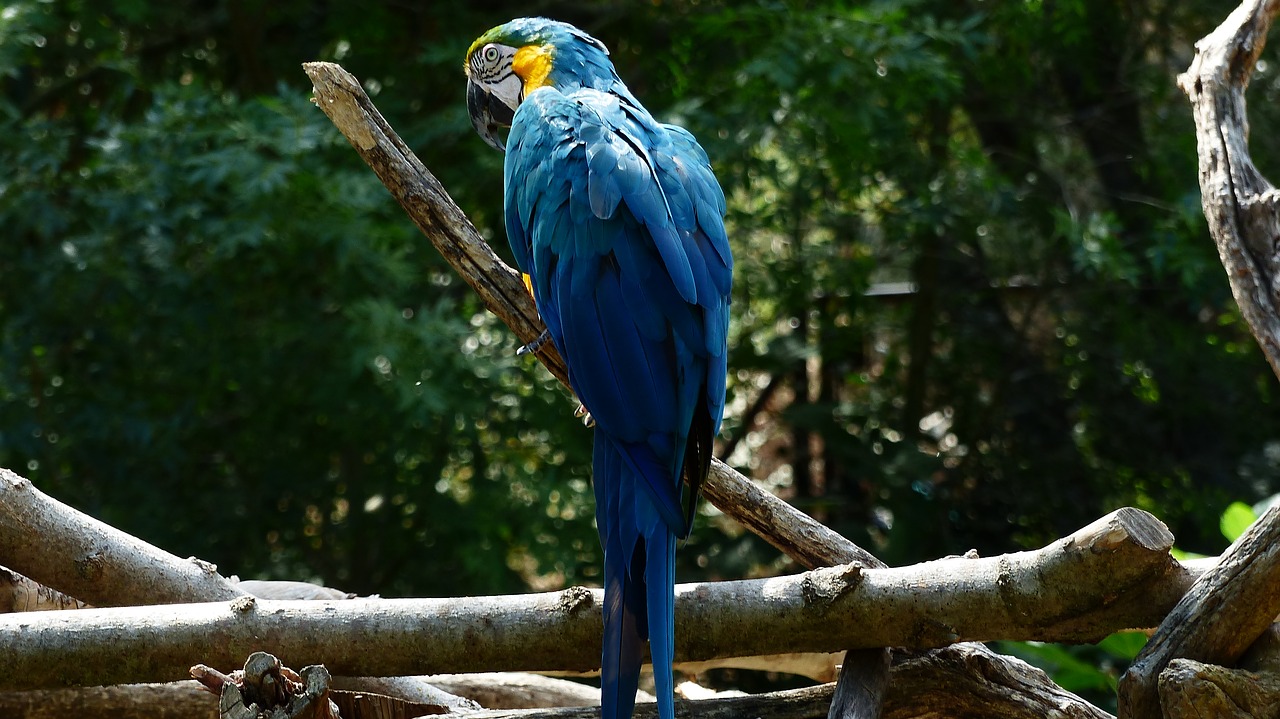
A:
1119 503 1280 718
0 468 247 608
0 565 87 612
0 683 217 719
0 507 1193 690
1158 658 1280 719
300 61 885 580
424 673 611 709
1176 0 1280 379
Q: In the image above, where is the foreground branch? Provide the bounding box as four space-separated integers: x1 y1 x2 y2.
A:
0 469 247 607
1119 503 1280 718
0 507 1193 690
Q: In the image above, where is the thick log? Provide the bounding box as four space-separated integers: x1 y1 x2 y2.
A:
0 469 247 607
0 507 1192 690
1158 658 1280 719
1119 503 1280 718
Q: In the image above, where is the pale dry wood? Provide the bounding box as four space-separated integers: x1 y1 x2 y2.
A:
1158 658 1280 719
424 673 610 709
675 652 844 683
0 682 216 719
0 468 247 607
1176 0 1280 379
886 643 1115 719
1119 503 1280 719
302 61 566 386
0 565 87 612
235 579 356 601
0 647 1111 719
0 507 1194 690
417 646 1113 719
331 675 481 712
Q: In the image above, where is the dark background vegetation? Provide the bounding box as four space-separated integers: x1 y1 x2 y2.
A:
3 0 1279 702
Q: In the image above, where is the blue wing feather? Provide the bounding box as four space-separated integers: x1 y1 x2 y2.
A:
504 83 731 719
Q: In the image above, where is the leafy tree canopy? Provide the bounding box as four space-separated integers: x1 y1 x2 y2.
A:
2 0 1278 614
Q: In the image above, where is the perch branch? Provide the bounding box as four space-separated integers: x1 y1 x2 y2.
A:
300 61 878 576
0 507 1194 690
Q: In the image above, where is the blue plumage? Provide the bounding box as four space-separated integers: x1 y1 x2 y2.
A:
466 18 732 719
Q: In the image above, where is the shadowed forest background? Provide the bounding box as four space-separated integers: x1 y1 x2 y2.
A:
3 0 1280 703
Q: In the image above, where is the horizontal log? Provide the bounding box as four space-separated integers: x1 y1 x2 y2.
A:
0 508 1195 690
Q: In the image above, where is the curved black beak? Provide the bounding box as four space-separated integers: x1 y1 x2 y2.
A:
467 79 515 153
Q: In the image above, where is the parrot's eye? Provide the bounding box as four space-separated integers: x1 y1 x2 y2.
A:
482 44 500 64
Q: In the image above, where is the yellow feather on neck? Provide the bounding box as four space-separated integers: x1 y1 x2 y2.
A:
513 45 554 94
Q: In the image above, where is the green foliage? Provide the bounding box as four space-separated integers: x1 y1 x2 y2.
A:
2 0 1280 695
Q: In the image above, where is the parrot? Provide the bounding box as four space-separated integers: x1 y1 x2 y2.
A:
464 18 733 719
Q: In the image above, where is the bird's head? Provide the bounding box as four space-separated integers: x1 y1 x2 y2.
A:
464 17 610 152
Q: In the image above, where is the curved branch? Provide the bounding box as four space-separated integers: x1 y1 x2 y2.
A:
1176 0 1280 378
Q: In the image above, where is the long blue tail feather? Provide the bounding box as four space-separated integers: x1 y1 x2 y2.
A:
596 433 679 719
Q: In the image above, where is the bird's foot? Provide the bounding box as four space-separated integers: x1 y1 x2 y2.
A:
575 404 595 427
516 330 552 357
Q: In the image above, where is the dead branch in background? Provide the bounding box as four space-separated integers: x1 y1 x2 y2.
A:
1108 2 1280 717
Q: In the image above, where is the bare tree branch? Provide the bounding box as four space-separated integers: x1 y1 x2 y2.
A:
300 61 879 578
0 507 1194 691
1119 503 1280 718
0 565 87 612
0 468 247 607
1157 658 1280 719
1176 0 1280 378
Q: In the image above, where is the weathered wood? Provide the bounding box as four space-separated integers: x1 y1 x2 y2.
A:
886 643 1115 719
0 565 87 612
1158 658 1280 719
0 468 247 608
1176 0 1280 379
302 61 567 387
0 508 1193 690
1119 503 1280 718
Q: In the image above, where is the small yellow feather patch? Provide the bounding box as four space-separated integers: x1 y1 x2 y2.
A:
522 273 535 298
513 44 554 93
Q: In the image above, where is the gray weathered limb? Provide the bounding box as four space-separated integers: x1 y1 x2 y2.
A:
414 646 1113 719
886 643 1115 719
1119 503 1280 718
425 673 614 709
1158 658 1280 719
0 565 87 612
0 507 1194 690
330 675 482 712
0 682 217 719
0 468 247 607
1176 0 1280 379
300 61 881 581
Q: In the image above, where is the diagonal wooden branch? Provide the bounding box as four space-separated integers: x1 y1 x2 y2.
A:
301 61 874 575
0 468 247 607
0 506 1194 691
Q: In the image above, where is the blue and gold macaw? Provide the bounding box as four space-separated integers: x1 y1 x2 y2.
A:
464 18 732 719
